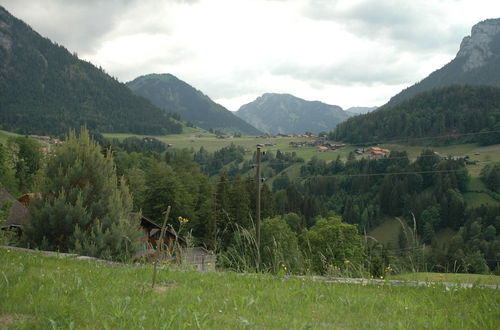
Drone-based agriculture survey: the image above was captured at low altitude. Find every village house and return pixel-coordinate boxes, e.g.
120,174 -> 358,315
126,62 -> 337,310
367,147 -> 391,159
317,146 -> 329,152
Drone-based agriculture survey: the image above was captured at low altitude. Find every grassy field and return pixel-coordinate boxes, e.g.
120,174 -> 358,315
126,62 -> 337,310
0,130 -> 19,145
1,250 -> 499,329
367,218 -> 417,247
104,131 -> 357,162
104,131 -> 500,177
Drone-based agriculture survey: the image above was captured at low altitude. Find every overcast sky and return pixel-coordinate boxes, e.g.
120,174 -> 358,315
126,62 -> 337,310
2,0 -> 499,110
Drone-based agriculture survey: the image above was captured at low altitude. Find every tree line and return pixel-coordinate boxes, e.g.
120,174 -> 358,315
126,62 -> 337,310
332,85 -> 500,146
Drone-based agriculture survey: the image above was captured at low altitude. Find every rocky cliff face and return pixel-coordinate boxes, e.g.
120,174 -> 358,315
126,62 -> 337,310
385,18 -> 500,107
457,19 -> 500,72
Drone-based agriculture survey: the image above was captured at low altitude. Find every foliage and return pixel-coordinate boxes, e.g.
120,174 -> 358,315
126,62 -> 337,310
0,142 -> 18,193
25,128 -> 142,261
7,136 -> 43,192
480,163 -> 500,193
260,215 -> 303,273
300,215 -> 363,274
333,85 -> 500,144
109,136 -> 166,153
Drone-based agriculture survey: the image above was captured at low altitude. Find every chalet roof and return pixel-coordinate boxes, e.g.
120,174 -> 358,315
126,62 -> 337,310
138,214 -> 187,243
0,189 -> 30,228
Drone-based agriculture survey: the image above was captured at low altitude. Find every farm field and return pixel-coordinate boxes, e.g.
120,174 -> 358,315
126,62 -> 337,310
1,250 -> 499,329
104,131 -> 500,178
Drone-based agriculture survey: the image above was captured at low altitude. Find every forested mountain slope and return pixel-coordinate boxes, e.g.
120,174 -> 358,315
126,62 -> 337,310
386,18 -> 500,106
332,85 -> 500,144
127,74 -> 262,135
0,6 -> 181,136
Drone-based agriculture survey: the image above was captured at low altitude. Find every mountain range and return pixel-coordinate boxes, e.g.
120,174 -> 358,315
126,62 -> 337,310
126,74 -> 261,135
235,93 -> 352,134
386,18 -> 500,106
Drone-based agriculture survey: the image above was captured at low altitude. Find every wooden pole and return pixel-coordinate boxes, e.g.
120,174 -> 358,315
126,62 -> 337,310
152,206 -> 171,288
159,206 -> 171,251
255,146 -> 262,271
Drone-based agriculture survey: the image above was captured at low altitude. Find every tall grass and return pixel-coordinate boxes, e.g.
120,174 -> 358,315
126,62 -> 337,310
1,249 -> 499,329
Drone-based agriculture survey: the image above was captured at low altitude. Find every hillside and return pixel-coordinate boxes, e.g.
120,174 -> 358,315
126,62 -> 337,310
386,18 -> 500,106
235,93 -> 352,134
333,85 -> 500,144
0,6 -> 181,136
127,74 -> 262,135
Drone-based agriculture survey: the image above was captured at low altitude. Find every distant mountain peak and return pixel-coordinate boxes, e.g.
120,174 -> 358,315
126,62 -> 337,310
457,18 -> 500,72
235,93 -> 352,134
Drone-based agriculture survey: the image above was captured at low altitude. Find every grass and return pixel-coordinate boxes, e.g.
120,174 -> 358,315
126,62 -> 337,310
464,177 -> 500,207
104,131 -> 357,162
381,143 -> 500,177
1,250 -> 498,329
0,130 -> 19,145
367,218 -> 415,247
388,272 -> 500,286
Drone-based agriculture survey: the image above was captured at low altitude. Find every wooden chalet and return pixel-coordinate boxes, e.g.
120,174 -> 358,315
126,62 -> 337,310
0,188 -> 30,235
138,214 -> 186,251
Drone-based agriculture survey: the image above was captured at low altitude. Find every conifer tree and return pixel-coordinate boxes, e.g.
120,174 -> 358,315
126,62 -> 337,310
26,128 -> 142,261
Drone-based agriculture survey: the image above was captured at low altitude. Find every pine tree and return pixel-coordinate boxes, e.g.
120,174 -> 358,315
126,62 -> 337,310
26,128 -> 142,261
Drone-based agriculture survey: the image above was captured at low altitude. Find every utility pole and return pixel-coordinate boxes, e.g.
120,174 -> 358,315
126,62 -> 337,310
255,145 -> 262,271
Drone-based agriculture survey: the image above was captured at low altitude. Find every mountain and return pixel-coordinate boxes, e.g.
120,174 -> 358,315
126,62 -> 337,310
386,18 -> 500,106
345,106 -> 378,115
126,74 -> 261,135
333,85 -> 500,144
0,6 -> 181,136
235,93 -> 352,134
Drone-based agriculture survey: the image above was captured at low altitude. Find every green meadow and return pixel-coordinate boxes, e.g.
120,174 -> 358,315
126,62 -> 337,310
1,250 -> 499,329
104,131 -> 500,178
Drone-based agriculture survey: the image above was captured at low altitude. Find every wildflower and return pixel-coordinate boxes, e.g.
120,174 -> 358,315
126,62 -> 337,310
379,275 -> 384,279
344,260 -> 350,264
7,249 -> 10,253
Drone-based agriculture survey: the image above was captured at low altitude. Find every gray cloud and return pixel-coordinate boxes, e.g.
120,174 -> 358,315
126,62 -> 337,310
304,0 -> 465,53
0,0 -> 197,54
272,56 -> 417,87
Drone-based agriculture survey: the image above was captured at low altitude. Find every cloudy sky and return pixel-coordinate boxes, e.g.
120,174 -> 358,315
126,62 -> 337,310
2,0 -> 499,110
